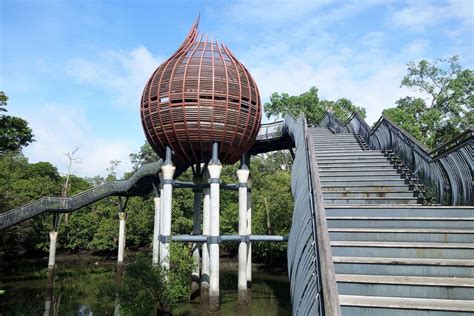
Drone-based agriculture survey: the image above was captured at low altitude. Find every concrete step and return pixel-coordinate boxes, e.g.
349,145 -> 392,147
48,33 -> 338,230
313,139 -> 359,143
324,197 -> 419,205
314,143 -> 361,148
322,185 -> 413,192
323,191 -> 416,198
334,256 -> 474,277
321,179 -> 408,187
331,241 -> 474,259
319,170 -> 401,176
325,206 -> 474,218
318,160 -> 393,166
327,217 -> 474,229
329,228 -> 474,243
316,151 -> 384,157
319,165 -> 397,171
337,274 -> 474,300
313,140 -> 359,143
339,295 -> 474,315
312,134 -> 355,137
316,157 -> 390,164
320,175 -> 404,181
315,147 -> 364,152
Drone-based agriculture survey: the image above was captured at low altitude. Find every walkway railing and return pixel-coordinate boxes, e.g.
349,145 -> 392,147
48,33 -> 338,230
0,161 -> 163,229
318,111 -> 473,206
286,114 -> 340,315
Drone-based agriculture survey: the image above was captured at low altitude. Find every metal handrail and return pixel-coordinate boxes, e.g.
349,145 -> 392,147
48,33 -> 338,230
317,111 -> 473,205
0,161 -> 163,230
305,123 -> 341,315
285,113 -> 340,315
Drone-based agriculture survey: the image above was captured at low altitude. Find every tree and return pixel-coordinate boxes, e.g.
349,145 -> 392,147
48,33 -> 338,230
62,147 -> 81,226
130,141 -> 160,171
103,246 -> 194,315
384,56 -> 473,148
0,91 -> 34,154
264,86 -> 366,124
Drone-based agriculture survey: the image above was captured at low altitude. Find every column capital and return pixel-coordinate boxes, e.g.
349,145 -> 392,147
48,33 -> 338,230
49,231 -> 58,240
118,212 -> 127,220
161,164 -> 176,180
237,168 -> 250,183
208,163 -> 222,179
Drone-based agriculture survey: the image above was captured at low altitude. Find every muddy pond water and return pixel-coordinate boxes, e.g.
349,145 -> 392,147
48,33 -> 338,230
0,256 -> 291,315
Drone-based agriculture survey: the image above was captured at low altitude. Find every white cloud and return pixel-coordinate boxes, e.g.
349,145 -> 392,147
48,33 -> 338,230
389,0 -> 473,32
19,104 -> 137,178
66,46 -> 162,109
214,0 -> 442,125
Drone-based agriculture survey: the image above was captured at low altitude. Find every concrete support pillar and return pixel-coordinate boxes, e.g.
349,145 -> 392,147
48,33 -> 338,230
208,162 -> 222,312
48,231 -> 58,268
158,173 -> 165,265
237,163 -> 250,304
247,180 -> 252,287
152,194 -> 161,266
201,178 -> 211,302
44,266 -> 55,316
160,161 -> 175,270
117,212 -> 126,264
191,185 -> 202,296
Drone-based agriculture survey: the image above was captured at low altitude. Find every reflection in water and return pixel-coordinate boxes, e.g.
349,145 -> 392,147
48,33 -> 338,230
0,259 -> 290,315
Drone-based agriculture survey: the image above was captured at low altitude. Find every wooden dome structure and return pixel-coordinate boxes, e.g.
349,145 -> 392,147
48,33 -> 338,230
140,19 -> 262,167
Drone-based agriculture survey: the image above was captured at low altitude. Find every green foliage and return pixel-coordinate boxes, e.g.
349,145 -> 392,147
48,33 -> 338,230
0,138 -> 294,268
130,142 -> 160,171
264,86 -> 366,124
384,56 -> 473,149
106,246 -> 194,315
0,152 -> 62,254
251,154 -> 293,264
0,91 -> 34,154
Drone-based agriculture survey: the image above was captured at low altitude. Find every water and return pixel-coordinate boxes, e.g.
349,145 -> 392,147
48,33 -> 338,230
0,257 -> 291,315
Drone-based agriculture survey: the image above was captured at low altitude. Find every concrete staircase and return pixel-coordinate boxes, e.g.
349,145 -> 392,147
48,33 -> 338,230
310,127 -> 474,315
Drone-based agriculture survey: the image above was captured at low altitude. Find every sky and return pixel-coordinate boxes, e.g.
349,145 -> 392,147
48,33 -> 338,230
1,0 -> 472,177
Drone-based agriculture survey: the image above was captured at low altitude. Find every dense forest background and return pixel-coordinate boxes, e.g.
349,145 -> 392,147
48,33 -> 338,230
1,56 -> 472,264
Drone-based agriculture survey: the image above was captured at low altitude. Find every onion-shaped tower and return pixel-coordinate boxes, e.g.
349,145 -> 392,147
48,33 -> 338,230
140,19 -> 262,167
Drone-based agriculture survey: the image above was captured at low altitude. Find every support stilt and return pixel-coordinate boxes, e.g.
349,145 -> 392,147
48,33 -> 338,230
191,176 -> 202,297
160,147 -> 175,270
208,142 -> 222,312
237,156 -> 250,304
152,187 -> 161,266
201,170 -> 211,303
158,172 -> 165,264
48,231 -> 58,269
117,196 -> 129,265
247,172 -> 252,288
117,212 -> 126,264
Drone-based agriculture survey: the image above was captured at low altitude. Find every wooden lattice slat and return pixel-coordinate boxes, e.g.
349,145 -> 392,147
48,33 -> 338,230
140,19 -> 262,167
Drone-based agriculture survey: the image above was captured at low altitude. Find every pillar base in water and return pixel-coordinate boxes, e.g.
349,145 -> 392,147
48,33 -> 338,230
238,288 -> 248,305
190,276 -> 200,300
237,288 -> 252,316
200,281 -> 209,306
209,293 -> 219,313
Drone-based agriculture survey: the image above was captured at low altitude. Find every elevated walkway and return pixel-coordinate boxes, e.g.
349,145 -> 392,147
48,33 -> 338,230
1,113 -> 472,315
0,121 -> 290,230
